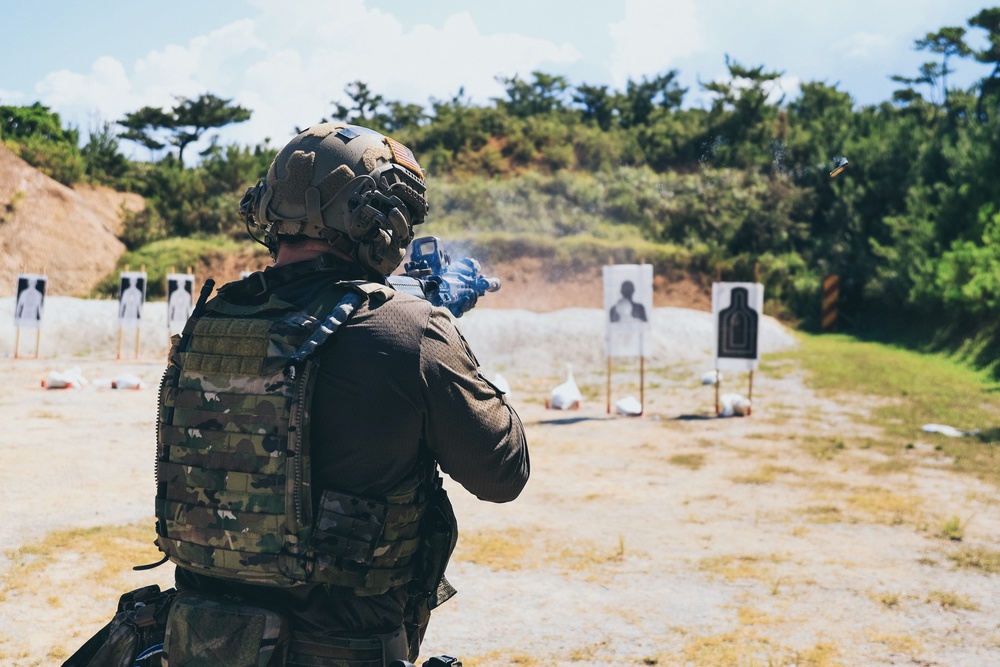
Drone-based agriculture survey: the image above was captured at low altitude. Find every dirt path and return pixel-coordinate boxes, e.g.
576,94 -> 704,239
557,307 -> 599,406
1,310 -> 999,666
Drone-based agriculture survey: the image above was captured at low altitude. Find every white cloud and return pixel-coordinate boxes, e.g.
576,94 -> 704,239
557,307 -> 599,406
608,0 -> 703,87
30,0 -> 581,159
35,56 -> 136,127
0,88 -> 27,104
405,12 -> 580,102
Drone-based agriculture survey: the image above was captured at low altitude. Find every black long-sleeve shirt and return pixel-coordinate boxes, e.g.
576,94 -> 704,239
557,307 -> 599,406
175,255 -> 529,634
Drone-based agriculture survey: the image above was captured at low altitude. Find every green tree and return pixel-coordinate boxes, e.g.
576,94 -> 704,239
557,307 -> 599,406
915,26 -> 972,100
495,71 -> 570,117
0,102 -> 84,185
700,56 -> 784,169
119,93 -> 251,166
573,84 -> 617,130
82,120 -> 130,186
969,8 -> 1000,119
0,102 -> 75,142
619,70 -> 686,128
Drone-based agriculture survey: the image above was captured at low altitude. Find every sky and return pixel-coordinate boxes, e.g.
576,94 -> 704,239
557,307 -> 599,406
1,0 -> 994,162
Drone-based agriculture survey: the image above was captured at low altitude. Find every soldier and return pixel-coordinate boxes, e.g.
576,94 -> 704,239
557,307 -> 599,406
154,123 -> 529,666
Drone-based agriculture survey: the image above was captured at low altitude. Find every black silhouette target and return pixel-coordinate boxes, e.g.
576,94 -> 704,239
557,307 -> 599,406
713,282 -> 764,371
717,287 -> 759,359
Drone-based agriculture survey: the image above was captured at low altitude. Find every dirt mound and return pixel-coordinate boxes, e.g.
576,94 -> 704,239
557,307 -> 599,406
0,144 -> 142,296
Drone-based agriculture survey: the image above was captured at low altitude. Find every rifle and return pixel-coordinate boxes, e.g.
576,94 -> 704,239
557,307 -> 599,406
388,236 -> 500,318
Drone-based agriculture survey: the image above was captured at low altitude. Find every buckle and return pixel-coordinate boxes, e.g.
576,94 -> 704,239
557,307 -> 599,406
245,271 -> 268,296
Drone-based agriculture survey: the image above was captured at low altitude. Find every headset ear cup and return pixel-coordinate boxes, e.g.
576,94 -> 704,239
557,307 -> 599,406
386,205 -> 411,248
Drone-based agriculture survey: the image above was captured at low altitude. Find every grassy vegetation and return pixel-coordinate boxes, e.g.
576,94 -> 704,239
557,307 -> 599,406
798,436 -> 847,461
936,516 -> 967,541
780,333 -> 1000,485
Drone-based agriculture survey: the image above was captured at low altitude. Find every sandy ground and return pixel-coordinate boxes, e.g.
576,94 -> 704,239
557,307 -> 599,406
1,301 -> 1000,666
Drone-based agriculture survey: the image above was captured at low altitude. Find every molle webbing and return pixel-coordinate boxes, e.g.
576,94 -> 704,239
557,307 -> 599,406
156,313 -> 311,586
178,318 -> 271,375
309,464 -> 432,593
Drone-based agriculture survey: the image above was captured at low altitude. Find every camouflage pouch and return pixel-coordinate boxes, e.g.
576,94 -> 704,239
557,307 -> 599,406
162,596 -> 288,667
62,585 -> 175,667
312,489 -> 389,565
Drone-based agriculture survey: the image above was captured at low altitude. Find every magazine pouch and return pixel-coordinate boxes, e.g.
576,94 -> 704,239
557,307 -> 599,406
162,595 -> 288,667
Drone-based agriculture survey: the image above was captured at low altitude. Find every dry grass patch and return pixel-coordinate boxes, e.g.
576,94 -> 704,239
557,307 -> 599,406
463,649 -> 542,666
925,589 -> 978,611
949,546 -> 1000,574
698,553 -> 785,582
680,628 -> 841,667
668,453 -> 706,470
798,436 -> 846,461
731,465 -> 797,485
0,521 -> 166,663
799,505 -> 843,524
736,606 -> 778,626
28,409 -> 63,420
1,521 -> 157,600
847,488 -> 922,526
871,591 -> 902,609
868,631 -> 923,656
546,536 -> 633,578
453,528 -> 532,571
867,459 -> 913,475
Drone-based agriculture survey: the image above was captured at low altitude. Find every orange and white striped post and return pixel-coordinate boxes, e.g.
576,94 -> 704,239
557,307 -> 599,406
822,275 -> 840,332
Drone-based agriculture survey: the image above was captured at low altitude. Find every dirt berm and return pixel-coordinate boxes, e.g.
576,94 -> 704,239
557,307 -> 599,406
0,143 -> 142,297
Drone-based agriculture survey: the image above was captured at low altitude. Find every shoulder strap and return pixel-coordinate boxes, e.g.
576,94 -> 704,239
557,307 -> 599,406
289,280 -> 390,364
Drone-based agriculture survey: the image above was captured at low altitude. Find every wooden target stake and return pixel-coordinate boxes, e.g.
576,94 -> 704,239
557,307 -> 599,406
715,374 -> 721,416
639,350 -> 645,417
606,256 -> 614,415
606,356 -> 612,415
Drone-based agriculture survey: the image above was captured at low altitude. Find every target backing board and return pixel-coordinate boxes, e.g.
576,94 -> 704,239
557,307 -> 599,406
603,264 -> 653,358
712,282 -> 764,372
14,274 -> 47,329
166,273 -> 194,331
118,272 -> 147,330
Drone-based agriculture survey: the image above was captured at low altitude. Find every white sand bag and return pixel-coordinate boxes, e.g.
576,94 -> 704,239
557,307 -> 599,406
547,364 -> 582,410
720,393 -> 751,417
615,396 -> 642,416
42,367 -> 88,389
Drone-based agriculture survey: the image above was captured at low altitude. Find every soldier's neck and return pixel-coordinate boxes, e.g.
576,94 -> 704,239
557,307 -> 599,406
273,240 -> 353,268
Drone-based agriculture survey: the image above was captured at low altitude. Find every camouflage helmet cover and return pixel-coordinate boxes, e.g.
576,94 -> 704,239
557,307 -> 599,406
240,123 -> 428,275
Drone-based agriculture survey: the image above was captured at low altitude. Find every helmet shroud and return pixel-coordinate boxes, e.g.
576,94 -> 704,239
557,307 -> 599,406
240,123 -> 428,275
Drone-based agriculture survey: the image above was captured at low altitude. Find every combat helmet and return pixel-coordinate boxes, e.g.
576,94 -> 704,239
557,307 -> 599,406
239,123 -> 428,275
